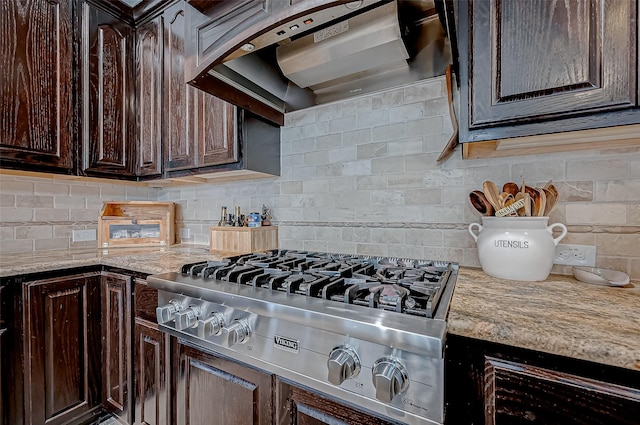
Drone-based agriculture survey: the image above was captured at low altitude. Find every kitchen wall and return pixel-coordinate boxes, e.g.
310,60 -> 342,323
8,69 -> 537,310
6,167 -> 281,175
1,76 -> 639,279
0,174 -> 159,252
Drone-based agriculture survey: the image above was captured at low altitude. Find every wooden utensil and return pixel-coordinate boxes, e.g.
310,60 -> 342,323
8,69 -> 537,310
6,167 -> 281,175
502,182 -> 519,197
469,191 -> 494,216
534,188 -> 547,216
542,188 -> 557,215
482,181 -> 502,211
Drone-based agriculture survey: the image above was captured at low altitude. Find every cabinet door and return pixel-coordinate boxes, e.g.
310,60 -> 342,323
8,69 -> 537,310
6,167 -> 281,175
134,318 -> 169,425
23,272 -> 102,425
0,0 -> 74,173
81,1 -> 136,177
175,342 -> 274,425
467,0 -> 636,128
276,379 -> 397,425
485,357 -> 640,424
102,272 -> 132,423
163,1 -> 237,172
136,16 -> 163,177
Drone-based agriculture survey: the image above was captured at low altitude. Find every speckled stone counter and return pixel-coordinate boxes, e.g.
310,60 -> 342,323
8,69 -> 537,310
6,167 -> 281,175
449,267 -> 640,372
0,245 -> 233,278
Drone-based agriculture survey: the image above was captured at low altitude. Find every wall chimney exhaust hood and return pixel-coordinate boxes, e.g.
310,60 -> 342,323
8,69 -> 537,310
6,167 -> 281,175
185,0 -> 454,126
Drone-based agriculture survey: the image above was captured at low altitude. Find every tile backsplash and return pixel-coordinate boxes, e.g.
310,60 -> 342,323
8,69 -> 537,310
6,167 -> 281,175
1,76 -> 639,279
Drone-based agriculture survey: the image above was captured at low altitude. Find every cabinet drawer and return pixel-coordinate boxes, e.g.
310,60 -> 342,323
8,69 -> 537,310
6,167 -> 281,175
134,279 -> 158,322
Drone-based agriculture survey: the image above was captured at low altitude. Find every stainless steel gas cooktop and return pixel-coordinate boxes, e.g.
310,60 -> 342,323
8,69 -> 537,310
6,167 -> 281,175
147,250 -> 458,425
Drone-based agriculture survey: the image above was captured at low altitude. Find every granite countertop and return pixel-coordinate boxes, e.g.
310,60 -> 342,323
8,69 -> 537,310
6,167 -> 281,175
0,245 -> 233,278
449,267 -> 640,372
1,247 -> 638,373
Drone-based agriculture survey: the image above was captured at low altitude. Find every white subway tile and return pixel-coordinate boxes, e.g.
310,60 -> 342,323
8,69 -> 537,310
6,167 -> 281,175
372,122 -> 406,142
342,160 -> 372,176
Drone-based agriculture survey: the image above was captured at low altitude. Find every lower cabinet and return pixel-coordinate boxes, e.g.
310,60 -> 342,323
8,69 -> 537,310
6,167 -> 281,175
446,334 -> 640,425
133,318 -> 169,425
22,272 -> 102,425
175,341 -> 274,425
101,272 -> 133,423
276,379 -> 399,425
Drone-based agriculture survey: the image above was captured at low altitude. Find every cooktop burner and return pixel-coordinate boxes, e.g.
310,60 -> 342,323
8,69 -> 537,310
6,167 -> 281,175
179,250 -> 451,318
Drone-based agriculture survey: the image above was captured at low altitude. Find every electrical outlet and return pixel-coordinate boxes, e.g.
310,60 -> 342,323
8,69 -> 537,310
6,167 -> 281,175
179,228 -> 190,239
72,229 -> 96,242
554,244 -> 596,266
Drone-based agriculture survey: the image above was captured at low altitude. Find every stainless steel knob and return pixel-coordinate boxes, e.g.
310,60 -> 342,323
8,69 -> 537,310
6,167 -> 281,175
174,306 -> 200,331
156,299 -> 182,324
197,312 -> 225,338
371,357 -> 409,403
221,319 -> 251,348
327,346 -> 360,385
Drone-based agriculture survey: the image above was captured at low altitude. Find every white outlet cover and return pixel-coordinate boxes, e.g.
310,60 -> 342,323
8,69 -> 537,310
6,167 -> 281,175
72,229 -> 97,242
554,244 -> 596,267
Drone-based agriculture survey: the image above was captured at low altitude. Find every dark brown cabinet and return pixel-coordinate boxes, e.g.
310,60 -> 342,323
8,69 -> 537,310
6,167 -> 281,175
22,272 -> 102,425
133,278 -> 169,425
175,341 -> 274,425
133,318 -> 169,425
136,16 -> 164,177
81,1 -> 136,178
163,1 -> 237,173
276,379 -> 398,425
458,0 -> 639,143
101,272 -> 133,422
445,335 -> 640,425
0,0 -> 75,173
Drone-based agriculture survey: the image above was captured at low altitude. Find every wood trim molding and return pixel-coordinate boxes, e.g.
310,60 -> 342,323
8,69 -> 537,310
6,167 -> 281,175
463,124 -> 640,159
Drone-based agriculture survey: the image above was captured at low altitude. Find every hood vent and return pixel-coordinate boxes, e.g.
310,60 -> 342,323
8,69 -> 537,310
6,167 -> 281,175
276,1 -> 409,95
190,0 -> 454,125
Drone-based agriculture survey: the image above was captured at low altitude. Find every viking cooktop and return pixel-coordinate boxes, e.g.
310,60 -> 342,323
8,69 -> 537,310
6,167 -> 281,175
147,250 -> 458,425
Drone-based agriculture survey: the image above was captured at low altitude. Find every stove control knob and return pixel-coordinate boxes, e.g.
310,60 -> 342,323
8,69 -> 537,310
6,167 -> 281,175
221,319 -> 251,347
371,357 -> 409,403
156,300 -> 182,324
174,306 -> 200,331
327,346 -> 361,385
197,312 -> 225,338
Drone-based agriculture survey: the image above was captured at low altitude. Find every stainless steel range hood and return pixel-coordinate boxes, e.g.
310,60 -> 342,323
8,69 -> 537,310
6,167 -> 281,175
186,0 -> 454,126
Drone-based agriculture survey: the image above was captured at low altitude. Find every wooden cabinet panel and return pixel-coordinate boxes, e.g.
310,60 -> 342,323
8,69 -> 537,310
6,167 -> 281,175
22,272 -> 101,425
197,94 -> 237,166
445,335 -> 640,425
164,1 -> 238,172
175,342 -> 274,425
136,16 -> 163,177
134,318 -> 169,425
82,1 -> 136,177
0,0 -> 74,172
164,3 -> 194,171
134,278 -> 159,322
102,271 -> 132,422
485,357 -> 640,425
469,0 -> 636,128
276,379 -> 397,425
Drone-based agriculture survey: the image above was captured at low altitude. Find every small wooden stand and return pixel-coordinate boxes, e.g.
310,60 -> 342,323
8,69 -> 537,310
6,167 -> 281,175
98,201 -> 175,248
209,226 -> 278,253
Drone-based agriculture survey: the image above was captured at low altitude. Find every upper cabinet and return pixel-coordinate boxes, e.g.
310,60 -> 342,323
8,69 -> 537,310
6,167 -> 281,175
136,16 -> 164,177
457,0 -> 640,145
163,2 -> 238,173
81,1 -> 137,178
0,0 -> 75,174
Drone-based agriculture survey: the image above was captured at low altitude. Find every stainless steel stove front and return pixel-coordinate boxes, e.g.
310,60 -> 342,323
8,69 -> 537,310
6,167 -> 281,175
148,259 -> 457,425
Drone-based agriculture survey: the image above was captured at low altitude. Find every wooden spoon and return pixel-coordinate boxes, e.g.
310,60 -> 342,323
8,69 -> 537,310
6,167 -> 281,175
514,192 -> 526,216
502,182 -> 519,197
534,188 -> 547,217
469,190 -> 494,216
482,181 -> 502,211
542,188 -> 557,215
